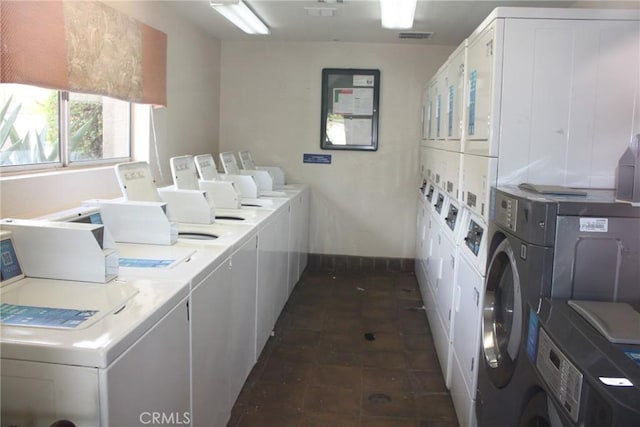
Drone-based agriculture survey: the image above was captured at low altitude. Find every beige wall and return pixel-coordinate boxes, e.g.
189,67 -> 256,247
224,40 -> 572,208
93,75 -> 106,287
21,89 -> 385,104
219,41 -> 454,258
0,1 -> 221,218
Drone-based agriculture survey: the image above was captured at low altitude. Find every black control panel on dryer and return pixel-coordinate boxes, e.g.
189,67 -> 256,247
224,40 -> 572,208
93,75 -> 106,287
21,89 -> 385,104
464,219 -> 483,256
445,204 -> 458,231
434,194 -> 445,214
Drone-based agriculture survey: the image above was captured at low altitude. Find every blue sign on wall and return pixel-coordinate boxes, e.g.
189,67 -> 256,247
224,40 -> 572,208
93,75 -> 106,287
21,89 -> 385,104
303,154 -> 332,164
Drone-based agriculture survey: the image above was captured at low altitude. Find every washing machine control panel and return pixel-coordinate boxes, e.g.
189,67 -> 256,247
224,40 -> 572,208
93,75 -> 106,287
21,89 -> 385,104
445,204 -> 459,231
494,193 -> 518,232
464,220 -> 483,256
434,194 -> 445,214
0,233 -> 24,286
426,185 -> 435,202
536,327 -> 583,422
420,179 -> 427,194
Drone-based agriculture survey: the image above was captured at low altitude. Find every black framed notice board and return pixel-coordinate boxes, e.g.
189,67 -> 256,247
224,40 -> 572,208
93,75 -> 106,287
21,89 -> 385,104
320,68 -> 380,151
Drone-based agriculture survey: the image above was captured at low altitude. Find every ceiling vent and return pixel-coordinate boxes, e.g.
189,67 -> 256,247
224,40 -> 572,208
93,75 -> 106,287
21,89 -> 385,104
398,32 -> 434,40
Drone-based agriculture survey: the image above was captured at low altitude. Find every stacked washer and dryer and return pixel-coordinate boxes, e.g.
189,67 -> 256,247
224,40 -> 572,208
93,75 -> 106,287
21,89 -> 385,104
480,186 -> 640,426
415,7 -> 640,427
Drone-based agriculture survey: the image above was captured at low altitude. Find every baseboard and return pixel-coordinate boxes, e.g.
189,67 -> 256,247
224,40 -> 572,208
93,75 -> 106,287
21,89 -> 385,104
307,254 -> 414,273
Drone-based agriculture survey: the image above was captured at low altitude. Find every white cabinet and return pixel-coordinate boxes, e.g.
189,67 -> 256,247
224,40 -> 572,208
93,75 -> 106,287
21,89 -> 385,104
104,299 -> 191,427
287,186 -> 310,296
191,259 -> 232,427
229,234 -> 258,405
256,202 -> 290,358
1,359 -> 101,427
189,235 -> 259,426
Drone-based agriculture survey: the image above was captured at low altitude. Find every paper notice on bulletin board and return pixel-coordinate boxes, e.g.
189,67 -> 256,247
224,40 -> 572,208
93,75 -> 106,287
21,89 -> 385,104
344,118 -> 373,146
333,88 -> 374,115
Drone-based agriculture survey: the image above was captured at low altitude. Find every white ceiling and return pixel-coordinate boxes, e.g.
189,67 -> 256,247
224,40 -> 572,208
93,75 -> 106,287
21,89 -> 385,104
167,0 -> 638,45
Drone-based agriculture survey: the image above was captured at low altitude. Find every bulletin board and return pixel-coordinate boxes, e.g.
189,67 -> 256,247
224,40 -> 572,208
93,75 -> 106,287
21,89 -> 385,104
320,68 -> 380,151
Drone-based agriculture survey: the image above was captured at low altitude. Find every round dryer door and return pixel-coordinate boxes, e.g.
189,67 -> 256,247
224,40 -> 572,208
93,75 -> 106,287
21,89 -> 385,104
482,238 -> 523,388
518,390 -> 551,427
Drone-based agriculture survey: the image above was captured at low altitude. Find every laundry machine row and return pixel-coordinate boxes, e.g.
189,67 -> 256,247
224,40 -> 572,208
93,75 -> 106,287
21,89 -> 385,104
419,8 -> 640,426
417,147 -> 493,427
0,152 -> 311,427
415,171 -> 491,427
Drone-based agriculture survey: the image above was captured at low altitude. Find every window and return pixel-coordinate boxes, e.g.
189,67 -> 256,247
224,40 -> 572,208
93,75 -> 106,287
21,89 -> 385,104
0,84 -> 131,172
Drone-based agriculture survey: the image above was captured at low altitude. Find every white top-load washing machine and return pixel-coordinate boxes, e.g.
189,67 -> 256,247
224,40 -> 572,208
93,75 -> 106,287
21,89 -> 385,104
218,151 -> 298,199
193,153 -> 284,209
114,160 -> 300,407
76,185 -> 258,427
116,237 -> 249,427
0,226 -> 191,427
160,156 -> 302,354
192,153 -> 310,295
237,149 -> 306,192
228,151 -> 311,291
171,154 -> 309,296
38,204 -> 244,427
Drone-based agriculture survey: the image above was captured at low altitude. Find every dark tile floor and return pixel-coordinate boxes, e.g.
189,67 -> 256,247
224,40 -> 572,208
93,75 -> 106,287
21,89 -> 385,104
228,270 -> 459,427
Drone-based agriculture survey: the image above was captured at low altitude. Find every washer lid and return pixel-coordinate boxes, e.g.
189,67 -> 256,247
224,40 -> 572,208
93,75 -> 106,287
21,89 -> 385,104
1,279 -> 138,330
569,300 -> 640,344
0,277 -> 188,368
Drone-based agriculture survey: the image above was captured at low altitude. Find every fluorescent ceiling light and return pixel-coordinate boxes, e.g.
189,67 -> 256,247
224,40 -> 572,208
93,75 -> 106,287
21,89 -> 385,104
210,0 -> 270,35
380,0 -> 417,30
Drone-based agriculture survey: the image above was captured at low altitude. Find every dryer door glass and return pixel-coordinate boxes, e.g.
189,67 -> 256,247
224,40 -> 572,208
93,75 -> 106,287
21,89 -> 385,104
482,238 -> 523,388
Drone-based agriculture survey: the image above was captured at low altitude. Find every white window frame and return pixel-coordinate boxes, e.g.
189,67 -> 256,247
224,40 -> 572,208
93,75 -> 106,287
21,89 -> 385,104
0,88 -> 133,175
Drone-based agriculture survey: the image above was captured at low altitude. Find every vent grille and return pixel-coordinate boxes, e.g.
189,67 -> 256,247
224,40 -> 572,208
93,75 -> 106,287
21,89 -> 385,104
398,32 -> 434,40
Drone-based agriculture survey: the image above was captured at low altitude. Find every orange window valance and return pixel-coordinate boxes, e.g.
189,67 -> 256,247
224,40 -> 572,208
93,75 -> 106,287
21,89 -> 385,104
0,0 -> 167,106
